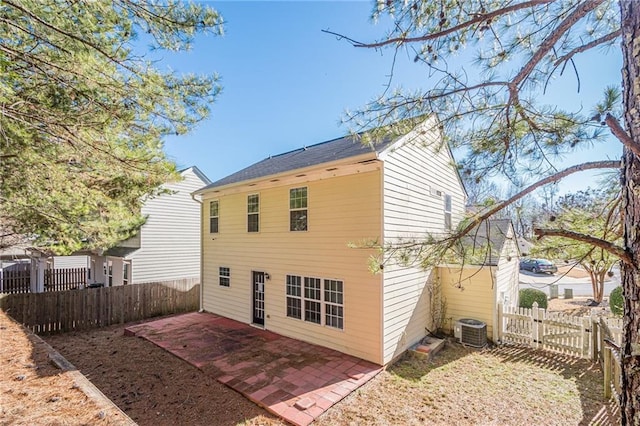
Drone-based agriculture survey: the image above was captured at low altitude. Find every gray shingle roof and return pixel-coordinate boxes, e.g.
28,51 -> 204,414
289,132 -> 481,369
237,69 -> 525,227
463,219 -> 514,266
200,133 -> 396,191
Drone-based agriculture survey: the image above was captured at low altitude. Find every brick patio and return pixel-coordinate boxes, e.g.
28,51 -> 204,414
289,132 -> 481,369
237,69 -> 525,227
125,312 -> 382,426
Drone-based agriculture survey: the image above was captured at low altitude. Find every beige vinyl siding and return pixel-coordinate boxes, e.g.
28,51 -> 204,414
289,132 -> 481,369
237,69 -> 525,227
496,229 -> 520,309
380,119 -> 467,364
202,170 -> 384,364
129,168 -> 206,284
439,266 -> 495,340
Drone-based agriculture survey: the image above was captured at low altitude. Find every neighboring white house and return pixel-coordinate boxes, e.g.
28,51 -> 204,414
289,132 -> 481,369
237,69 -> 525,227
0,167 -> 209,293
195,117 -> 468,365
85,166 -> 210,287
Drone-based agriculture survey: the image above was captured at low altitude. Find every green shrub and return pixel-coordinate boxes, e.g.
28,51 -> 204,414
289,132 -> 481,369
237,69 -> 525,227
609,286 -> 623,317
518,288 -> 548,309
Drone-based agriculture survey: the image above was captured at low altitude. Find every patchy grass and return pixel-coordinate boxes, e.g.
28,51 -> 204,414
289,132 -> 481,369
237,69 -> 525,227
316,342 -> 619,426
2,305 -> 618,426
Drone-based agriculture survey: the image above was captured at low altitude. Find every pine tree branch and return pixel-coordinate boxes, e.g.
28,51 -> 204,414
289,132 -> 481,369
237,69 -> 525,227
534,227 -> 631,264
3,0 -> 135,72
604,113 -> 639,154
454,160 -> 620,241
322,0 -> 555,49
384,160 -> 621,257
512,0 -> 606,86
553,29 -> 621,66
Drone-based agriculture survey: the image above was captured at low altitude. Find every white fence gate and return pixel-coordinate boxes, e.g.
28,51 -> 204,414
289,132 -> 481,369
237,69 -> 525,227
498,302 -> 622,359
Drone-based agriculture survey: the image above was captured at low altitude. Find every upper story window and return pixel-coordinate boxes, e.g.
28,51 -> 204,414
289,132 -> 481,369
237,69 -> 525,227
290,187 -> 308,231
444,194 -> 452,231
247,194 -> 259,232
209,200 -> 219,233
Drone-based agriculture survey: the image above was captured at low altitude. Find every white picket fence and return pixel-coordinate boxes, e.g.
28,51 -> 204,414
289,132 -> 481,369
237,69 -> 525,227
497,302 -> 623,359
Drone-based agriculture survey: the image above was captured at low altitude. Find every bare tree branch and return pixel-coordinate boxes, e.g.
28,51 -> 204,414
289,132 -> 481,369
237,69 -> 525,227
534,227 -> 631,264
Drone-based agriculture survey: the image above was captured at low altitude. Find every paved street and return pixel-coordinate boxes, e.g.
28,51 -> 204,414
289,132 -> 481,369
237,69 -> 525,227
519,267 -> 620,298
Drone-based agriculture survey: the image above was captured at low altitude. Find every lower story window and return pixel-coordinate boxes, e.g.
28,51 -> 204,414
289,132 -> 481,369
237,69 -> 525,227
324,279 -> 344,329
304,277 -> 321,324
286,275 -> 302,319
219,267 -> 230,287
305,300 -> 321,324
286,275 -> 344,329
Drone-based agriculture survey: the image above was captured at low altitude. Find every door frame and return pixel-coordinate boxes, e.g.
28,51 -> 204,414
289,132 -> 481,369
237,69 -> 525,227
251,271 -> 265,326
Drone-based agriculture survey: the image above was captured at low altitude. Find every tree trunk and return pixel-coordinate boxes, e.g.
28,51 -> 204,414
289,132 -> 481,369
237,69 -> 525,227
596,270 -> 605,304
588,271 -> 600,303
619,1 -> 640,423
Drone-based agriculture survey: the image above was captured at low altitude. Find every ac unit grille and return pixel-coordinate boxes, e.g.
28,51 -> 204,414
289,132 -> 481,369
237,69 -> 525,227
457,319 -> 487,347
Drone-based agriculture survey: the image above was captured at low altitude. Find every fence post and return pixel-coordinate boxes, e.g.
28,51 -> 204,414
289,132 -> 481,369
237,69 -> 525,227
603,346 -> 612,399
581,316 -> 591,359
497,302 -> 503,343
591,316 -> 599,363
531,302 -> 537,349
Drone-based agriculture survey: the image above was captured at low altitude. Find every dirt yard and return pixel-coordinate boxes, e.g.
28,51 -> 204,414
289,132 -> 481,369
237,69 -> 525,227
0,310 -> 131,425
0,305 -> 620,426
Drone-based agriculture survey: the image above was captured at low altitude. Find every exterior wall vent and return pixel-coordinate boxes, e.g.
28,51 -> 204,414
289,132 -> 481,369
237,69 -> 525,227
454,318 -> 487,347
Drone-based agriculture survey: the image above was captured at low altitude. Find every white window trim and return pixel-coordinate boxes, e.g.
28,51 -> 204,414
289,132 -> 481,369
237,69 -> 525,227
247,194 -> 260,233
444,194 -> 452,231
289,187 -> 308,232
123,261 -> 130,285
285,274 -> 344,330
209,200 -> 219,234
219,266 -> 230,287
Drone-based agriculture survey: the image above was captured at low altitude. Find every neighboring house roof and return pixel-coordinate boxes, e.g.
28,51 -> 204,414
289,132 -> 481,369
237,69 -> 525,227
199,133 -> 396,191
517,238 -> 534,256
462,219 -> 515,266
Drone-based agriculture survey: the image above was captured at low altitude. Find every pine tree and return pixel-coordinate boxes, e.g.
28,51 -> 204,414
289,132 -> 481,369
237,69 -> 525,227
329,1 -> 640,421
0,0 -> 223,254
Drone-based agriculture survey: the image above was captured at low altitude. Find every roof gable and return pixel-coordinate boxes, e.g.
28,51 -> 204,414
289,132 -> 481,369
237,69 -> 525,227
179,165 -> 211,185
462,219 -> 515,266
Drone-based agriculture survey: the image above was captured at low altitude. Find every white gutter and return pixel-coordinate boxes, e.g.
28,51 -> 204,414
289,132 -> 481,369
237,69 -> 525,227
191,193 -> 205,312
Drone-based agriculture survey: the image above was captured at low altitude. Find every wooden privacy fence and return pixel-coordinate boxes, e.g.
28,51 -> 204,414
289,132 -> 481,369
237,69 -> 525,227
1,268 -> 31,294
0,280 -> 200,334
44,267 -> 87,292
1,267 -> 88,294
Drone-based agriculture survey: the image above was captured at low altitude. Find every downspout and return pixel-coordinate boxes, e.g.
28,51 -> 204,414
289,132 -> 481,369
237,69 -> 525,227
191,193 -> 205,312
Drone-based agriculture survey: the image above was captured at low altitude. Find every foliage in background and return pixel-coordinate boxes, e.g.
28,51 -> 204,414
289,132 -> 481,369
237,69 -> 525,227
0,0 -> 223,254
532,184 -> 620,303
518,288 -> 548,310
610,286 -> 624,316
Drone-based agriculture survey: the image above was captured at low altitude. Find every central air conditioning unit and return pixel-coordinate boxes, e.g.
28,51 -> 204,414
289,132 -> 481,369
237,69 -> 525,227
454,318 -> 487,348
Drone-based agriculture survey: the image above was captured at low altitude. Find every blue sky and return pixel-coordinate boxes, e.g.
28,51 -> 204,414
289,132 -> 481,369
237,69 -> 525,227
161,1 -> 622,195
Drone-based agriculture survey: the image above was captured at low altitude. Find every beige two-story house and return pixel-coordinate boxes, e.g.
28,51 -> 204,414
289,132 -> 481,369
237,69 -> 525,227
194,118 -> 466,365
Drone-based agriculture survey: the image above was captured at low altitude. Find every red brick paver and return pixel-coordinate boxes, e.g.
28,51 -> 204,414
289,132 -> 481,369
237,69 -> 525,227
125,312 -> 382,426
